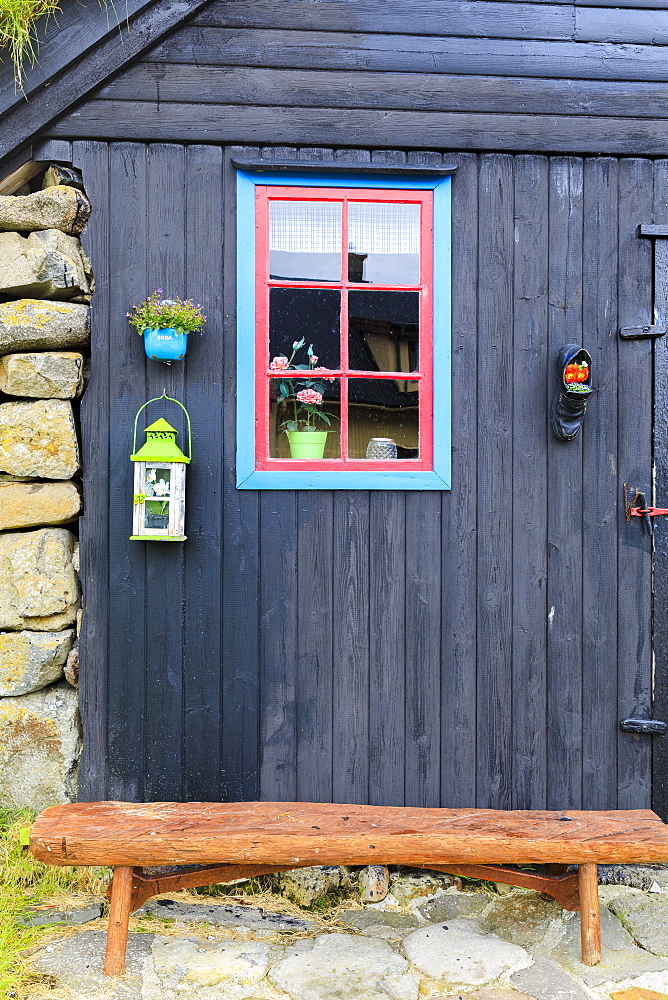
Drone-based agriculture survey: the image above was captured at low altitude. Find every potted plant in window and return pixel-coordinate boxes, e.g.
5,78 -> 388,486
271,340 -> 337,460
127,290 -> 206,363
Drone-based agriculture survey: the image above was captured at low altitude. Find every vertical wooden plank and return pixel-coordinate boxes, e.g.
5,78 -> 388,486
258,146 -> 299,802
652,160 -> 668,821
512,155 -> 549,809
440,152 -> 478,807
617,158 -> 653,810
477,153 -> 514,810
582,157 -> 619,810
105,142 -> 148,801
183,144 -> 225,801
223,146 -> 261,800
336,148 -> 405,808
73,140 -> 110,800
368,491 -> 406,805
405,150 -> 442,808
293,146 -> 336,804
143,143 -> 187,800
546,156 -> 585,810
332,492 -> 370,804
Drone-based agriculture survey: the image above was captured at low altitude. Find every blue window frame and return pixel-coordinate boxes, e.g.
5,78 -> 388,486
236,166 -> 452,490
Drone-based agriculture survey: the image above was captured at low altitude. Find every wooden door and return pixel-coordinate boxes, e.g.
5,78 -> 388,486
73,141 -> 654,810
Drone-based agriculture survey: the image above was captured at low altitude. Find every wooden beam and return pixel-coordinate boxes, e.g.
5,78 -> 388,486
579,863 -> 602,965
30,802 -> 668,867
104,866 -> 133,977
0,159 -> 44,196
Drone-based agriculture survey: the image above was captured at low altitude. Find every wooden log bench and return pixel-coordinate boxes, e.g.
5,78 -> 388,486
29,802 -> 668,978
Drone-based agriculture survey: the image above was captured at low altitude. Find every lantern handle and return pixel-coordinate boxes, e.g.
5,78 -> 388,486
132,393 -> 192,460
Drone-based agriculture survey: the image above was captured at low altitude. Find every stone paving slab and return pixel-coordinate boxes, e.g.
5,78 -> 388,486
401,920 -> 531,987
137,897 -> 319,934
17,895 -> 102,926
608,895 -> 668,956
32,930 -> 156,999
509,955 -> 591,999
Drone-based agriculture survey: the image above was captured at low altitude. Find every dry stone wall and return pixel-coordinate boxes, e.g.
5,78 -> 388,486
0,165 -> 91,811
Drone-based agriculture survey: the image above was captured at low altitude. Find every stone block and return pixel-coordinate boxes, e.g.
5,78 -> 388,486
17,895 -> 102,926
269,932 -> 417,1000
0,528 -> 79,630
0,352 -> 84,398
0,481 -> 81,530
0,230 -> 94,300
0,185 -> 90,236
278,865 -> 345,907
0,629 -> 74,695
0,399 -> 79,479
42,165 -> 85,192
480,893 -> 564,949
608,894 -> 668,956
0,299 -> 89,355
401,920 -> 531,987
510,954 -> 590,999
33,931 -> 153,997
137,897 -> 318,933
415,890 -> 489,923
153,936 -> 276,991
0,681 -> 80,810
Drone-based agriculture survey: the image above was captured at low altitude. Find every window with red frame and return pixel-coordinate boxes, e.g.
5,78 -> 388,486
255,186 -> 433,470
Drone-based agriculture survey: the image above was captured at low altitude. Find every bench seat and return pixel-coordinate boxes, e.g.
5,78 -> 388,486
30,802 -> 668,978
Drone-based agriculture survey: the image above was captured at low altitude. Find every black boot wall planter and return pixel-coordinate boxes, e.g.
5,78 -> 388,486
550,345 -> 593,442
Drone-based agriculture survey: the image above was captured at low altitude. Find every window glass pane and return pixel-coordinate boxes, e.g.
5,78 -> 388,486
269,288 -> 340,369
143,467 -> 171,530
347,378 -> 419,459
269,377 -> 340,459
270,200 -> 342,281
348,202 -> 420,284
348,290 -> 419,372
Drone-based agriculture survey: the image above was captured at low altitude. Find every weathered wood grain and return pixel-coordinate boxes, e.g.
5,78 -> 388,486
104,865 -> 133,976
144,143 -> 186,801
512,155 -> 549,810
651,162 -> 668,823
94,64 -> 668,122
105,143 -> 149,801
194,0 -> 576,40
74,140 -> 111,801
144,27 -> 668,82
579,862 -> 602,965
546,157 -> 585,811
182,144 -> 225,801
582,158 -> 619,810
616,159 -> 653,811
48,102 -> 668,157
31,802 -> 668,866
476,154 -> 514,810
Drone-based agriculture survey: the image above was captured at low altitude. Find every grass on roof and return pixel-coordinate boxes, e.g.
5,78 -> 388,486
0,0 -> 61,86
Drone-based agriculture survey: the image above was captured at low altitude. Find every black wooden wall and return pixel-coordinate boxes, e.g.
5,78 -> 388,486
67,135 -> 657,810
38,0 -> 668,809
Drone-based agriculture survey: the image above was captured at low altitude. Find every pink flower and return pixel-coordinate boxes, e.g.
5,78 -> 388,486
310,355 -> 319,365
269,356 -> 289,371
297,389 -> 323,406
311,367 -> 336,383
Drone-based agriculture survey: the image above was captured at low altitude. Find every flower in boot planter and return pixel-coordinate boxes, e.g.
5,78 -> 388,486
127,290 -> 206,362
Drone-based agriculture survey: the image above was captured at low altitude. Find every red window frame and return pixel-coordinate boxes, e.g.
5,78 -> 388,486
254,185 -> 434,471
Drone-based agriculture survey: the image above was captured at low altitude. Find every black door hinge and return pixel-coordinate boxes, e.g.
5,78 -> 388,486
619,325 -> 667,339
621,718 -> 668,735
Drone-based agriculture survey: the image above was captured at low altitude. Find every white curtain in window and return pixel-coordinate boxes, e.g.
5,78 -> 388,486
269,200 -> 420,254
348,203 -> 420,255
270,201 -> 341,253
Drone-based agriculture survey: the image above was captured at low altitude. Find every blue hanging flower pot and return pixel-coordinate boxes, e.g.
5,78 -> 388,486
143,327 -> 188,362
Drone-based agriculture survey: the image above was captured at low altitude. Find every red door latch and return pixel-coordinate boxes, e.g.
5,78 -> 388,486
624,485 -> 668,535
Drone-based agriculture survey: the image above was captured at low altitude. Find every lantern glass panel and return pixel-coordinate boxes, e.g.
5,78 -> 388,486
144,466 -> 171,531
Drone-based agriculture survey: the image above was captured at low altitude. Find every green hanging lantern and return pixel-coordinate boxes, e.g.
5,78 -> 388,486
130,395 -> 191,542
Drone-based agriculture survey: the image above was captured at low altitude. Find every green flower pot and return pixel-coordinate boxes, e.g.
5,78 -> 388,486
287,430 -> 328,460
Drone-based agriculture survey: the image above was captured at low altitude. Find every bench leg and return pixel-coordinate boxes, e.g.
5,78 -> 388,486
579,863 -> 601,966
104,866 -> 134,977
